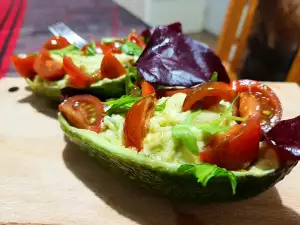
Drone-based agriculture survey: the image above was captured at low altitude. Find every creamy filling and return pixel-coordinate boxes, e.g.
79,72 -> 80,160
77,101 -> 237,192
101,93 -> 233,163
99,93 -> 280,172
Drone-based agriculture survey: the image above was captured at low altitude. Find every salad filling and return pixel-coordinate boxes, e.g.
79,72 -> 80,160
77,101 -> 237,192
11,31 -> 145,91
57,23 -> 300,195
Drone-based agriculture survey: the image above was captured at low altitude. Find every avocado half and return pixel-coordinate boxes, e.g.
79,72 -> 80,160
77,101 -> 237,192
58,113 -> 297,203
25,75 -> 127,101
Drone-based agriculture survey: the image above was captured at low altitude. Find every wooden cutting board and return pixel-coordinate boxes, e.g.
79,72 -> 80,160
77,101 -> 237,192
1,77 -> 300,225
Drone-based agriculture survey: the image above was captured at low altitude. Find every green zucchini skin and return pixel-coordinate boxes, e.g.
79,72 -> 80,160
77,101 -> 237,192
58,114 -> 297,203
25,76 -> 127,101
26,78 -> 61,101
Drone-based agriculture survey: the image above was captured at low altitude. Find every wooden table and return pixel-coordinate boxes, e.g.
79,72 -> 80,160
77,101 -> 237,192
1,78 -> 300,225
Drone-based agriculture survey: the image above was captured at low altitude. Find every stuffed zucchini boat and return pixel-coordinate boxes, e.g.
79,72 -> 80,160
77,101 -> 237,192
11,31 -> 145,100
58,79 -> 299,203
59,22 -> 300,203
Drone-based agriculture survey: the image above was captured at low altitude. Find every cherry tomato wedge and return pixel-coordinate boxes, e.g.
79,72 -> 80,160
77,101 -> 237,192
141,80 -> 156,97
128,31 -> 146,49
231,80 -> 282,133
200,94 -> 261,170
182,82 -> 237,111
101,40 -> 125,54
123,96 -> 155,151
239,92 -> 261,118
101,52 -> 126,79
59,94 -> 104,133
33,49 -> 65,80
43,36 -> 71,50
10,55 -> 36,79
63,56 -> 98,88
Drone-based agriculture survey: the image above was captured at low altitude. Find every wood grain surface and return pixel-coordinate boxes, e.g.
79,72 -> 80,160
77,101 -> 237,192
1,77 -> 300,225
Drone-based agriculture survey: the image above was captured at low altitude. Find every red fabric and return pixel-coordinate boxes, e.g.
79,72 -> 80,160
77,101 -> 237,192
0,0 -> 27,78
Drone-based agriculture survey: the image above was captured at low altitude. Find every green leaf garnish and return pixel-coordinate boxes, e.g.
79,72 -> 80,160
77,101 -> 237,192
195,94 -> 245,135
101,37 -> 121,43
197,122 -> 231,135
172,125 -> 199,155
211,72 -> 218,82
50,45 -> 81,56
184,111 -> 202,125
155,100 -> 167,112
176,164 -> 195,173
104,95 -> 142,115
194,164 -> 219,186
86,41 -> 97,56
121,41 -> 143,56
177,163 -> 237,194
125,66 -> 142,96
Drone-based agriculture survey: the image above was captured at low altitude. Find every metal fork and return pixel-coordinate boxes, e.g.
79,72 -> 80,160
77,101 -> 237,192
48,22 -> 88,48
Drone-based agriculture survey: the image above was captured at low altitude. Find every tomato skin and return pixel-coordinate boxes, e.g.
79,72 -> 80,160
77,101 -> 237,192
33,49 -> 65,80
200,92 -> 261,170
231,79 -> 282,132
63,56 -> 97,88
43,36 -> 70,50
200,93 -> 261,170
141,80 -> 156,97
123,96 -> 155,151
59,94 -> 104,133
128,31 -> 146,49
239,92 -> 261,118
182,82 -> 237,111
103,40 -> 125,54
10,55 -> 36,79
101,52 -> 126,79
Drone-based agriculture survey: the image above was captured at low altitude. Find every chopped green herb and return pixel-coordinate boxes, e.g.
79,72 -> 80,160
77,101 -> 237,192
101,37 -> 121,43
177,163 -> 237,194
125,74 -> 141,96
124,66 -> 142,96
85,41 -> 97,56
155,100 -> 167,112
121,41 -> 143,56
104,95 -> 142,115
211,72 -> 218,82
184,111 -> 202,125
172,125 -> 198,155
195,95 -> 244,135
50,45 -> 81,56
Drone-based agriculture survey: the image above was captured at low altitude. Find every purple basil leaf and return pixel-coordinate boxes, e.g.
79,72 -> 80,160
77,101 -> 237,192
265,115 -> 300,158
140,22 -> 182,42
136,23 -> 229,87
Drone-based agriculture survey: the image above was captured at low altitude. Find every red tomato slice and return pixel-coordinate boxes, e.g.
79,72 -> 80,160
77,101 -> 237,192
101,52 -> 126,79
128,31 -> 146,49
43,36 -> 71,50
102,40 -> 125,54
33,49 -> 65,80
123,96 -> 155,151
231,80 -> 282,132
63,56 -> 98,88
239,92 -> 261,118
141,80 -> 156,97
59,94 -> 104,133
157,88 -> 192,98
200,93 -> 262,170
182,82 -> 237,111
10,55 -> 36,79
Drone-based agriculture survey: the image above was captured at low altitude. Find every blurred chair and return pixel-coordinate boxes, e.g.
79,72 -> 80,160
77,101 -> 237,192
216,0 -> 300,83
